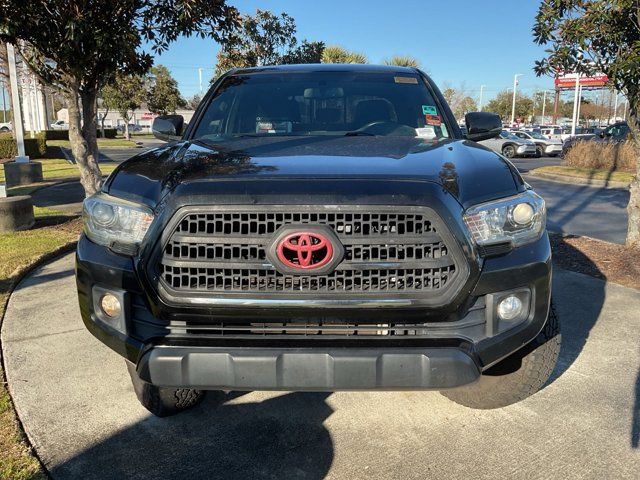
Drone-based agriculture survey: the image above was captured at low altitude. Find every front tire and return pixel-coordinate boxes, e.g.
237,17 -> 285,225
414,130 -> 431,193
126,362 -> 205,417
441,303 -> 560,409
502,144 -> 516,158
535,145 -> 544,157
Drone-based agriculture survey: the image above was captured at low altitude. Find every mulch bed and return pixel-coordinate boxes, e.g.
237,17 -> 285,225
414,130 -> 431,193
550,233 -> 640,290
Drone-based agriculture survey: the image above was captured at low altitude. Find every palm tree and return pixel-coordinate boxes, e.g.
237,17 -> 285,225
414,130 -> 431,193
321,46 -> 367,64
383,55 -> 420,68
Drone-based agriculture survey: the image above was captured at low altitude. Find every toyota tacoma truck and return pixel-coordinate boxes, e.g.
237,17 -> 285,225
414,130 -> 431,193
76,64 -> 560,417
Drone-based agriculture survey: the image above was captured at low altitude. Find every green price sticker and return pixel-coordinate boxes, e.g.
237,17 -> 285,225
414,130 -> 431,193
422,105 -> 437,115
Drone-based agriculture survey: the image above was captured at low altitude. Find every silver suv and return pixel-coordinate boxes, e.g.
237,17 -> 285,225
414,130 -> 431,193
512,130 -> 563,157
479,130 -> 537,158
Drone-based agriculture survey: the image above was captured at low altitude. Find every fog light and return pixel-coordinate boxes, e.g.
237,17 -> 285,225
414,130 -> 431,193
100,293 -> 121,318
497,295 -> 523,321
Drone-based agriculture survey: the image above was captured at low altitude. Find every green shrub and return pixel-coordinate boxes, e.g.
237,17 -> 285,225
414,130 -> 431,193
98,128 -> 117,139
0,134 -> 47,159
44,129 -> 69,140
46,128 -> 117,140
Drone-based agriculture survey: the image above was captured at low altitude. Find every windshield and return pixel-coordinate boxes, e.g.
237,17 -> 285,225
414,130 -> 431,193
501,131 -> 522,141
529,131 -> 546,140
192,71 -> 451,142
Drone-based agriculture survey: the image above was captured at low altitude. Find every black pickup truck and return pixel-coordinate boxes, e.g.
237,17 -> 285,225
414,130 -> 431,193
76,64 -> 560,416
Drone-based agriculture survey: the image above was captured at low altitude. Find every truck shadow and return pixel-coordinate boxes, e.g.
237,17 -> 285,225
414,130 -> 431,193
548,235 -> 605,385
548,234 -> 639,448
51,391 -> 335,480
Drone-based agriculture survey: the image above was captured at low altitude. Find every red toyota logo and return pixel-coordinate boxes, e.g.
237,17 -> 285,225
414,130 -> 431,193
276,232 -> 334,270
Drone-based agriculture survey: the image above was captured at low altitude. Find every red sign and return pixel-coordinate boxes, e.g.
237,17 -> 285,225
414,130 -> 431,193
140,112 -> 158,120
555,74 -> 608,89
276,232 -> 334,270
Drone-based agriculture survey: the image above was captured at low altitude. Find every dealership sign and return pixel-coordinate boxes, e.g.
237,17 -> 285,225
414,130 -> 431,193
555,73 -> 608,89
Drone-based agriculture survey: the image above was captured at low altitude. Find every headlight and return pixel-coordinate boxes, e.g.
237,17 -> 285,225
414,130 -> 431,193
83,193 -> 154,255
463,191 -> 545,247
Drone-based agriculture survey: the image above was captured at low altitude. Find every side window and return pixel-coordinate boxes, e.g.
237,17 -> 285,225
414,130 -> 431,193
514,132 -> 526,139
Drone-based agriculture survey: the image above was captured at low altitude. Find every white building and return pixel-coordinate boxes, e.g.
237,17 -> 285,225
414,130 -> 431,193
56,106 -> 196,133
20,69 -> 52,133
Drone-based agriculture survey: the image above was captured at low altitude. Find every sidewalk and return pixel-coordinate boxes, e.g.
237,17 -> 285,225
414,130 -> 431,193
2,252 -> 639,479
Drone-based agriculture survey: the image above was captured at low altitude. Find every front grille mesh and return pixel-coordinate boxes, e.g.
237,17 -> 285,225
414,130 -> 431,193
159,208 -> 458,296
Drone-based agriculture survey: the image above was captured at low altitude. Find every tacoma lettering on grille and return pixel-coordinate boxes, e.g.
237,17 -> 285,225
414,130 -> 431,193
159,207 -> 458,295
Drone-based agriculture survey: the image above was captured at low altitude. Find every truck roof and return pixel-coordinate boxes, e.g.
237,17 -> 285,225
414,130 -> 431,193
231,63 -> 420,75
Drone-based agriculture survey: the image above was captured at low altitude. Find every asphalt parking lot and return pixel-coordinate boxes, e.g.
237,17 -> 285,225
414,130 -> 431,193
3,253 -> 640,479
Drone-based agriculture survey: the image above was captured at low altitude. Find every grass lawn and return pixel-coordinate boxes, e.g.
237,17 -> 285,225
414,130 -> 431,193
0,158 -> 118,191
0,214 -> 81,480
532,165 -> 633,184
47,138 -> 139,149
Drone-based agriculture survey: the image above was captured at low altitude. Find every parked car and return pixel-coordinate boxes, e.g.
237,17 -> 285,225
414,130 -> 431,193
540,126 -> 563,141
512,130 -> 563,157
0,121 -> 11,132
50,119 -> 69,130
562,121 -> 630,157
479,130 -> 537,158
116,123 -> 143,133
77,64 -> 558,417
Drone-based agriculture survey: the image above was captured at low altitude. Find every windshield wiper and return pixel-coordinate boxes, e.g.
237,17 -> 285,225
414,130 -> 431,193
344,131 -> 377,137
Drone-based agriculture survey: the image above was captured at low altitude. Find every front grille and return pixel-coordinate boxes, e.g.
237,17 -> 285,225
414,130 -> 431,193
157,206 -> 461,297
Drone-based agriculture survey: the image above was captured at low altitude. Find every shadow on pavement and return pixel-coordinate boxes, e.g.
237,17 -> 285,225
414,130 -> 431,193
26,267 -> 75,287
550,235 -> 639,448
52,391 -> 335,480
549,236 -> 604,385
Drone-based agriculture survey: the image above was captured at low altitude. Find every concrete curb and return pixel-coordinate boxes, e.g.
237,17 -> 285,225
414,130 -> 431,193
528,170 -> 630,190
0,241 -> 78,478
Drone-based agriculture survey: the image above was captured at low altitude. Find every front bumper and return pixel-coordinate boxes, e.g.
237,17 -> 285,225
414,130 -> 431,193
544,144 -> 563,155
76,233 -> 552,391
139,346 -> 479,390
516,144 -> 537,155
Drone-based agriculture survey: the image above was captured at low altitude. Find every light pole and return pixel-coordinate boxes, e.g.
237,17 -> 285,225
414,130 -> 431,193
198,68 -> 203,95
478,85 -> 485,111
541,90 -> 548,125
571,74 -> 580,135
510,74 -> 523,125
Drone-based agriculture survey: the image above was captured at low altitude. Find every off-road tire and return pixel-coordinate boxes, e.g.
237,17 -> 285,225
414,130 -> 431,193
441,303 -> 560,409
126,362 -> 205,417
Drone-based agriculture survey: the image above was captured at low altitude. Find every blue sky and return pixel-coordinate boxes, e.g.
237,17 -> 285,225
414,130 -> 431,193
153,0 -> 556,101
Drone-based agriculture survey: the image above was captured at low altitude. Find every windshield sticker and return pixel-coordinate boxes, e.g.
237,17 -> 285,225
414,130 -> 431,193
256,118 -> 292,134
415,127 -> 437,140
422,105 -> 437,115
394,76 -> 418,84
440,123 -> 449,137
424,114 -> 441,126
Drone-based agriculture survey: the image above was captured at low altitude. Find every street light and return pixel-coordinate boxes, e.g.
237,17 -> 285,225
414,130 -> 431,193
478,85 -> 485,111
510,74 -> 524,125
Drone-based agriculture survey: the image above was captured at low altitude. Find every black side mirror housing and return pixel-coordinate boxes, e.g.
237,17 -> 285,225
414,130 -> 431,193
152,115 -> 185,142
464,112 -> 503,142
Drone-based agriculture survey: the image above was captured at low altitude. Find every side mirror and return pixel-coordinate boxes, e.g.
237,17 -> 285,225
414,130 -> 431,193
152,115 -> 184,142
464,112 -> 502,142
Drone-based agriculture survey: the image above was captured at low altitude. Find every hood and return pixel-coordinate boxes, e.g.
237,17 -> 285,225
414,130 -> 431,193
106,136 -> 524,209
